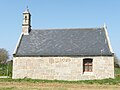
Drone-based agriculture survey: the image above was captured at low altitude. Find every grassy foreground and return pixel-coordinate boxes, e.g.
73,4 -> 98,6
0,68 -> 120,90
0,76 -> 120,90
0,76 -> 120,85
0,82 -> 120,90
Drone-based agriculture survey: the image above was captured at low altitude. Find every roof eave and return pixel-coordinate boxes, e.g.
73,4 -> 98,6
103,24 -> 114,53
13,33 -> 23,55
14,54 -> 114,57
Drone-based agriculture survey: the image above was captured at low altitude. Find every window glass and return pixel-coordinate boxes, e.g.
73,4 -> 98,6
83,58 -> 93,72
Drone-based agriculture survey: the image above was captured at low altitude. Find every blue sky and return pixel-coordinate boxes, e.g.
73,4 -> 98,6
0,0 -> 120,59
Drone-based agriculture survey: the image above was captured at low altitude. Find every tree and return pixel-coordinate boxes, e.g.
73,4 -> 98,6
0,48 -> 9,64
114,54 -> 120,68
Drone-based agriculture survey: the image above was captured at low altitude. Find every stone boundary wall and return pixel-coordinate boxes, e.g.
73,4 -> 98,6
12,56 -> 114,80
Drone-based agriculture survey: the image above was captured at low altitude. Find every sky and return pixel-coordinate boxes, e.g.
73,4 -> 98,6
0,0 -> 120,59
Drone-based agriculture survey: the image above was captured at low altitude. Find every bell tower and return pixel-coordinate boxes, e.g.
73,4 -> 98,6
22,7 -> 31,35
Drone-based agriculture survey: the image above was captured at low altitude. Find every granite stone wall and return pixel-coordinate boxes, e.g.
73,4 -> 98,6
12,56 -> 114,80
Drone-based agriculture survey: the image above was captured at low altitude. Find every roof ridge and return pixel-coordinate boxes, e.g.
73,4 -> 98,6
32,27 -> 103,31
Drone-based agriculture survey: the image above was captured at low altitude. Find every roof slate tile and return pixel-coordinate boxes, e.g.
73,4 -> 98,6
15,28 -> 112,56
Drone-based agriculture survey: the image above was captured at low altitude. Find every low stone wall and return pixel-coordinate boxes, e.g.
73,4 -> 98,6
12,56 -> 114,80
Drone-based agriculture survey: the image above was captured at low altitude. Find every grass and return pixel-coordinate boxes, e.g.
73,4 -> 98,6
115,68 -> 120,75
0,74 -> 120,85
0,67 -> 120,90
0,81 -> 120,90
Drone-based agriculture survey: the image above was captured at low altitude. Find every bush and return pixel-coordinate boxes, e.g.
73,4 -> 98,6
0,60 -> 12,77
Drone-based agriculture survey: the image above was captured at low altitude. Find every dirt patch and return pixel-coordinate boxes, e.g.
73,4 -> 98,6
0,82 -> 120,90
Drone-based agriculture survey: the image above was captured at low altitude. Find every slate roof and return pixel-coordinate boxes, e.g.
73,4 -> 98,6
14,28 -> 113,56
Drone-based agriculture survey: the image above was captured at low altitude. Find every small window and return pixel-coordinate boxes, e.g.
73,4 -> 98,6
83,58 -> 93,72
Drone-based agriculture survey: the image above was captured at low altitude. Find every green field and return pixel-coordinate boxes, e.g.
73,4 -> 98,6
0,77 -> 120,90
115,68 -> 120,75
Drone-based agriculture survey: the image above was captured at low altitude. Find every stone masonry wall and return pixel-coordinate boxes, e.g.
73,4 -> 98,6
12,56 -> 114,80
